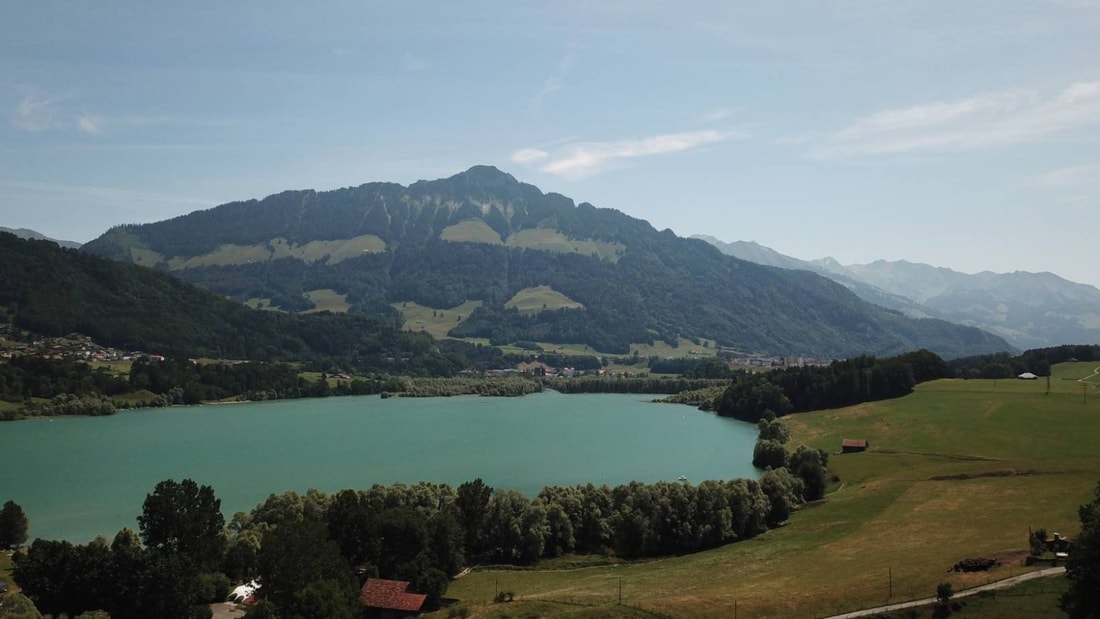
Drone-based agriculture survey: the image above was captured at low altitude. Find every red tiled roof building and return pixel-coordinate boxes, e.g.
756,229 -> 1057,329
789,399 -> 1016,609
361,578 -> 426,619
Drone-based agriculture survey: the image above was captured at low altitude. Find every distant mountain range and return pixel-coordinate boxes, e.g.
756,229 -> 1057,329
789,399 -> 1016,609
0,226 -> 81,249
81,166 -> 1009,359
694,236 -> 1100,350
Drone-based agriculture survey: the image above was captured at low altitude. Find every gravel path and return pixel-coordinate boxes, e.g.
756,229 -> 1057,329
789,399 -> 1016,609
822,567 -> 1066,619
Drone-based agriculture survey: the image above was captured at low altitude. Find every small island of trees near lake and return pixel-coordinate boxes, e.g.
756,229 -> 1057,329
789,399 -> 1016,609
1,345 -> 1099,617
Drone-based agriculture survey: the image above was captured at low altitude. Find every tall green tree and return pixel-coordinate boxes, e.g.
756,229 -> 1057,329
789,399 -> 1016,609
253,517 -> 357,618
0,500 -> 29,549
1062,481 -> 1100,619
137,479 -> 226,571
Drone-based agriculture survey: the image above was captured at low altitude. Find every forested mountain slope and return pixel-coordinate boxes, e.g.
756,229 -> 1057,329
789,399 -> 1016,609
83,167 -> 1010,358
0,233 -> 489,374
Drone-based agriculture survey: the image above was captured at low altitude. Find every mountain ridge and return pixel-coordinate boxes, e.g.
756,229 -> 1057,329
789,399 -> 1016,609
694,235 -> 1100,350
82,167 -> 1011,359
0,226 -> 82,249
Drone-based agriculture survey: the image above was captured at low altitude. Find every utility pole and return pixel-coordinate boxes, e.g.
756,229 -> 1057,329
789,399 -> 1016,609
618,577 -> 622,605
889,567 -> 893,599
734,600 -> 738,619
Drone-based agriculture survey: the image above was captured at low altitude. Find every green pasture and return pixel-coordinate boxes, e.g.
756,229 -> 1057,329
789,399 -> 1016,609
893,574 -> 1069,618
246,297 -> 282,311
88,360 -> 133,376
444,363 -> 1099,618
504,229 -> 625,263
441,219 -> 504,244
164,234 -> 387,271
394,301 -> 485,340
504,286 -> 585,315
630,338 -> 717,359
303,289 -> 351,313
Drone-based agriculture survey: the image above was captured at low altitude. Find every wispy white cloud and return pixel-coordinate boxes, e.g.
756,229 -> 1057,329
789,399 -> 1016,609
512,129 -> 744,179
10,92 -> 69,132
403,52 -> 428,72
510,148 -> 549,165
534,42 -> 583,108
810,79 -> 1100,158
699,107 -> 736,123
1041,162 -> 1100,186
76,114 -> 105,135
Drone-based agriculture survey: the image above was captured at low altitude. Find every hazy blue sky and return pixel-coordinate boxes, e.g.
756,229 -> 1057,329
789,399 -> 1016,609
3,2 -> 1099,287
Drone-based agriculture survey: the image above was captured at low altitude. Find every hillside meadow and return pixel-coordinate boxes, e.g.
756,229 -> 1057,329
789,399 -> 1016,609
442,362 -> 1100,618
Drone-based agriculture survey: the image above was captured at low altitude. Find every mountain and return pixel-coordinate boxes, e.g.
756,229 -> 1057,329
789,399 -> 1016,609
0,226 -> 82,249
82,166 -> 1010,358
0,232 -> 492,374
695,236 -> 1100,350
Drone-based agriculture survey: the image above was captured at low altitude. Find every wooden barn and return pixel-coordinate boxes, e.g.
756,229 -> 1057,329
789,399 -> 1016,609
841,438 -> 869,453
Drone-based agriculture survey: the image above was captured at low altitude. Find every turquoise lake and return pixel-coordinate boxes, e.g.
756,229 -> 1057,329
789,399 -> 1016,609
0,391 -> 759,542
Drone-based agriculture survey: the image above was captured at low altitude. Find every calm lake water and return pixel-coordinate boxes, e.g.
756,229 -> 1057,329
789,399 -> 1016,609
0,391 -> 758,542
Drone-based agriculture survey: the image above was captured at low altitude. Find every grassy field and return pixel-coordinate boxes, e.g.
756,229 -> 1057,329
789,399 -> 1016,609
442,363 -> 1099,618
441,219 -> 505,244
505,286 -> 585,315
504,229 -> 625,263
162,234 -> 387,270
303,289 -> 351,313
394,301 -> 485,340
885,574 -> 1070,618
88,359 -> 133,376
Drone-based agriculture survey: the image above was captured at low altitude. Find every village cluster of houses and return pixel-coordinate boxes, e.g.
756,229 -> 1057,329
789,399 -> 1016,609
0,327 -> 164,364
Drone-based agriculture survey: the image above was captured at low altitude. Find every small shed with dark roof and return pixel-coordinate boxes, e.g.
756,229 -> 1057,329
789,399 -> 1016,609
842,438 -> 868,453
361,578 -> 426,619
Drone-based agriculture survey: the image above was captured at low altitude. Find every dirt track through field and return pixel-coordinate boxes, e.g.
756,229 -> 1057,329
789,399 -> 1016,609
821,567 -> 1066,619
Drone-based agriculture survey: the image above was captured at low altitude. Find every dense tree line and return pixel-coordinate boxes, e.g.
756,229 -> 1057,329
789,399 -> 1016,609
714,349 -> 949,422
0,356 -> 130,403
14,480 -> 230,619
949,344 -> 1099,380
14,465 -> 834,617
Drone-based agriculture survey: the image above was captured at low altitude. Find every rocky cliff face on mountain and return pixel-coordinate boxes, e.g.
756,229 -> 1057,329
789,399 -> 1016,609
695,236 -> 1100,350
82,167 -> 1010,358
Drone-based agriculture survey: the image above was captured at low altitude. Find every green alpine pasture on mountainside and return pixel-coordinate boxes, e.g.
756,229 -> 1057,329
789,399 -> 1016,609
80,166 -> 1011,359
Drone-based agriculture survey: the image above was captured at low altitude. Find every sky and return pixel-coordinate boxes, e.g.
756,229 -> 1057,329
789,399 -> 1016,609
2,1 -> 1099,288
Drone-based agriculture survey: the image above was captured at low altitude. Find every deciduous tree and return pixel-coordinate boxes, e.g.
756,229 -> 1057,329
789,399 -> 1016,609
1062,481 -> 1100,619
137,479 -> 226,571
0,500 -> 29,549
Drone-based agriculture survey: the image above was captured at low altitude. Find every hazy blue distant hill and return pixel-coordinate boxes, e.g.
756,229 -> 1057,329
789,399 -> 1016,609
82,167 -> 1010,358
696,236 -> 1100,350
0,226 -> 82,249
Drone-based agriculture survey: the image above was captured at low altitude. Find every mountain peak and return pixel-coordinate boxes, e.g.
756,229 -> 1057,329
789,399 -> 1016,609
447,165 -> 520,187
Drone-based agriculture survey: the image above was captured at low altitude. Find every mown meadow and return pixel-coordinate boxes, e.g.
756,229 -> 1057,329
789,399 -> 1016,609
441,362 -> 1100,618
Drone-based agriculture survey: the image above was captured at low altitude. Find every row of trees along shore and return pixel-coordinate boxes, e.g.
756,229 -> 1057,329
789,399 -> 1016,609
4,331 -> 1097,420
11,428 -> 826,619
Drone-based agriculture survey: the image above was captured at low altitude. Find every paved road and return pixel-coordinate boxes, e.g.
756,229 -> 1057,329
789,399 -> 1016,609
822,567 -> 1066,619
